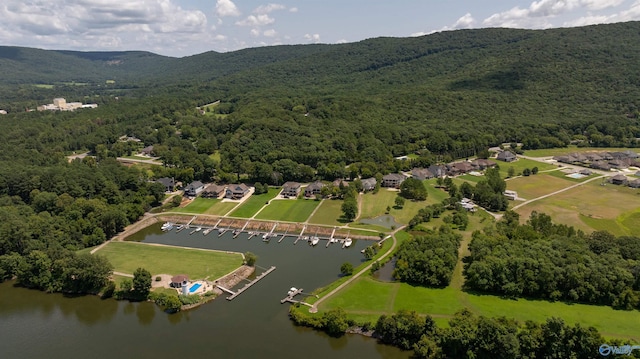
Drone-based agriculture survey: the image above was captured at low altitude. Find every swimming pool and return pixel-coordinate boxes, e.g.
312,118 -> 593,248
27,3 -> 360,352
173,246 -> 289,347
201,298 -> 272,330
566,173 -> 586,179
188,283 -> 202,293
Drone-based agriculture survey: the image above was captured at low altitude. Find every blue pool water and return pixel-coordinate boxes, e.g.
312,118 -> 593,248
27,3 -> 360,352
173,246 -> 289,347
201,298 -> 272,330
566,173 -> 586,179
188,283 -> 202,293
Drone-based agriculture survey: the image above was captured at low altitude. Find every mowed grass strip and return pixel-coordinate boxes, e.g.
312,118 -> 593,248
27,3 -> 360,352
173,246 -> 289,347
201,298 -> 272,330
524,146 -> 640,157
172,197 -> 218,214
95,241 -> 242,280
308,199 -> 343,226
254,199 -> 319,222
204,201 -> 240,216
229,188 -> 280,218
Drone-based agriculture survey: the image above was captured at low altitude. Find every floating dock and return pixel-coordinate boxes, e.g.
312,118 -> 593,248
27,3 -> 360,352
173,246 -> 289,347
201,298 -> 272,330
278,224 -> 290,243
224,266 -> 276,300
280,287 -> 313,307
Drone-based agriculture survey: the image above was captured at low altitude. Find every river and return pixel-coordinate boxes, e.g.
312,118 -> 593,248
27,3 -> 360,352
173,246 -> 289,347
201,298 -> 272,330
0,224 -> 409,358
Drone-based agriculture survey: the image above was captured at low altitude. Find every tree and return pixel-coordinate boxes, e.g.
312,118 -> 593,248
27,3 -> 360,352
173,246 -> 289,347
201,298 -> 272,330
341,198 -> 358,222
532,166 -> 539,174
322,308 -> 349,337
400,178 -> 427,200
395,196 -> 405,208
523,168 -> 531,176
340,262 -> 354,276
244,252 -> 257,266
132,267 -> 152,299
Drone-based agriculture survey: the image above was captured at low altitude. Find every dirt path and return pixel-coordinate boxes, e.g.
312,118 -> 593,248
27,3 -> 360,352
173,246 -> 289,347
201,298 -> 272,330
310,226 -> 404,313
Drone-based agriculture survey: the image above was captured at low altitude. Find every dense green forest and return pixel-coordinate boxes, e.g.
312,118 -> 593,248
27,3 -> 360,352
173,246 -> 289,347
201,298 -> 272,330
464,211 -> 640,310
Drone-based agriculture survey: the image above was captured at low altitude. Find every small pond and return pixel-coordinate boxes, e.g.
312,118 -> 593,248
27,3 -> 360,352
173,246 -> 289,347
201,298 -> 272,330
359,215 -> 401,229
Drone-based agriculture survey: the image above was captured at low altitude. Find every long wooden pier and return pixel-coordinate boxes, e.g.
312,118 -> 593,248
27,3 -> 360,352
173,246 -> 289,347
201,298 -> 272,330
226,266 -> 276,300
235,221 -> 250,238
212,219 -> 222,229
186,216 -> 197,228
294,225 -> 307,244
278,224 -> 290,243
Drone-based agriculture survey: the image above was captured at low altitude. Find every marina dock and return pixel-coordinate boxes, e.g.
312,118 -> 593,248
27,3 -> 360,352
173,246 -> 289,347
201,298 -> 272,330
280,287 -> 313,307
224,266 -> 277,300
278,224 -> 290,243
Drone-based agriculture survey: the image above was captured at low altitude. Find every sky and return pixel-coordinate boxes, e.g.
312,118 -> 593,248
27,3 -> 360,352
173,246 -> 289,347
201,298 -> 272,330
1,0 -> 639,57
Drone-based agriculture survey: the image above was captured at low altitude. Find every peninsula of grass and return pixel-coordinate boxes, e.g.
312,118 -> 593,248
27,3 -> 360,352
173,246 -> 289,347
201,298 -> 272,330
308,199 -> 343,226
229,188 -> 280,218
254,199 -> 319,222
95,241 -> 243,280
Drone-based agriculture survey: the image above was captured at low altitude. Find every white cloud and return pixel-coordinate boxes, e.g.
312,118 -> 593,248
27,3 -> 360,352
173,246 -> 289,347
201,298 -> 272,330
236,14 -> 275,26
564,0 -> 640,25
263,29 -> 277,37
254,4 -> 286,14
411,13 -> 475,37
304,33 -> 321,42
216,0 -> 241,17
289,7 -> 298,13
336,39 -> 348,44
250,28 -> 260,37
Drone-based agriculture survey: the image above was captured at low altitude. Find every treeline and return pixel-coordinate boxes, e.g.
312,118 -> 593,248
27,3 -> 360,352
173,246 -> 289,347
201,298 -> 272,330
393,226 -> 461,287
374,309 -> 616,359
0,247 -> 112,293
464,211 -> 640,309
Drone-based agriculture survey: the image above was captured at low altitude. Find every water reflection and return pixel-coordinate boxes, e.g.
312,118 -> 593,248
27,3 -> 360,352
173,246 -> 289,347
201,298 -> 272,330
359,214 -> 401,229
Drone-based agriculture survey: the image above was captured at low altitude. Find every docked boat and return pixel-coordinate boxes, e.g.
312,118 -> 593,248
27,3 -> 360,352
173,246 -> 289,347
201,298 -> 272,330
343,238 -> 352,248
175,224 -> 184,231
202,228 -> 212,235
161,222 -> 174,231
310,236 -> 320,246
218,228 -> 225,234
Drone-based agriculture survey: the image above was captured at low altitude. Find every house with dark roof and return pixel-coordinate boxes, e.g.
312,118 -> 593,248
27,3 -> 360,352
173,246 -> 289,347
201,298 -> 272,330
305,181 -> 326,197
382,173 -> 406,188
497,151 -> 517,162
361,177 -> 377,192
411,168 -> 434,180
170,275 -> 188,288
610,174 -> 628,185
428,165 -> 447,178
591,161 -> 612,171
156,177 -> 175,192
447,161 -> 474,176
202,184 -> 224,198
332,179 -> 349,188
225,184 -> 250,199
629,179 -> 640,188
471,159 -> 497,170
140,145 -> 154,156
184,181 -> 205,197
281,182 -> 301,197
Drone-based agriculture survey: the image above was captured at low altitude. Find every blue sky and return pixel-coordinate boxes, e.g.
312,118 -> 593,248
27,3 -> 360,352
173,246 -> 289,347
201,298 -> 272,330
1,0 -> 638,57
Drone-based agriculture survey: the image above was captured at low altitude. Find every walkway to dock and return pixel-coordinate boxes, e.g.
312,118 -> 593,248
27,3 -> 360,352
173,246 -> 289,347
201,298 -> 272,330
280,287 -> 313,307
224,266 -> 276,300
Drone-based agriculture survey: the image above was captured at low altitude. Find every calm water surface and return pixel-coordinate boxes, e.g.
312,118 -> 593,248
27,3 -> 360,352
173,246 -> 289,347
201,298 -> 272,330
0,224 -> 409,359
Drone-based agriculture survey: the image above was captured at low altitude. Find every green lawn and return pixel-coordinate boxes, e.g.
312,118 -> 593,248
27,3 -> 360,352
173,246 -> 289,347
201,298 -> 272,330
254,199 -> 320,222
359,190 -> 397,219
229,188 -> 280,218
506,173 -> 574,201
172,197 -> 217,214
205,201 -> 239,216
308,199 -> 344,226
319,273 -> 640,340
498,158 -> 556,178
95,241 -> 242,280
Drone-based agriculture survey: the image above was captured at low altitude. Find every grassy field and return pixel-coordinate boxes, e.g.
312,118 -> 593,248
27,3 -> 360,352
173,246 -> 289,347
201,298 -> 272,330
254,199 -> 320,222
359,188 -> 436,225
308,199 -> 344,226
515,180 -> 640,235
498,158 -> 557,178
229,188 -> 280,218
524,146 -> 640,157
95,241 -> 242,280
204,201 -> 239,216
506,173 -> 575,201
318,275 -> 640,340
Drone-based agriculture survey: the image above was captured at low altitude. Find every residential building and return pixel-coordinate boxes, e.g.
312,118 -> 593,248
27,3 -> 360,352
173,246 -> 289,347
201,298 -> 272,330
202,184 -> 224,198
504,190 -> 518,200
156,177 -> 175,192
382,173 -> 406,188
497,151 -> 517,162
428,165 -> 447,178
281,182 -> 301,197
411,168 -> 434,180
184,181 -> 205,197
225,184 -> 250,199
361,177 -> 377,192
304,181 -> 325,197
610,174 -> 628,185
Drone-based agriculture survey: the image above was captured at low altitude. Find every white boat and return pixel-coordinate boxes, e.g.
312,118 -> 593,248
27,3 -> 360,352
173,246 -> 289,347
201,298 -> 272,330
218,228 -> 224,234
161,222 -> 174,231
194,227 -> 202,232
262,233 -> 269,240
202,228 -> 212,235
343,238 -> 352,248
310,236 -> 319,246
